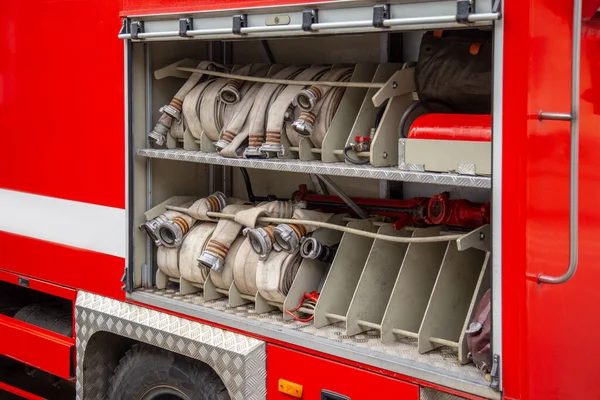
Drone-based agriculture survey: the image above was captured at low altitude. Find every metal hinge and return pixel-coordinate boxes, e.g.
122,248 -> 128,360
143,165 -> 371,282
232,14 -> 247,35
373,4 -> 390,28
490,354 -> 500,390
179,17 -> 193,37
456,0 -> 475,23
119,18 -> 130,36
302,9 -> 318,31
130,21 -> 145,40
121,264 -> 134,293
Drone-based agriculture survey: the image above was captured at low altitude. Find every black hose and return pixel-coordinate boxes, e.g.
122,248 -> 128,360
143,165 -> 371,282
398,98 -> 455,138
343,146 -> 370,165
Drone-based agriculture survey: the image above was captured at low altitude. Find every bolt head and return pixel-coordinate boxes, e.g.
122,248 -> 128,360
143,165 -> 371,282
392,81 -> 398,89
382,152 -> 388,159
479,232 -> 485,239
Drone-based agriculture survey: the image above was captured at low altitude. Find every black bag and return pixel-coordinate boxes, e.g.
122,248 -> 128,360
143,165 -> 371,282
414,30 -> 493,114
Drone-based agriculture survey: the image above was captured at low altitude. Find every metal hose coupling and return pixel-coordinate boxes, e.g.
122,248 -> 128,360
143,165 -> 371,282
139,214 -> 168,246
158,216 -> 191,248
149,100 -> 183,146
295,86 -> 322,111
198,240 -> 229,272
300,237 -> 338,264
218,79 -> 243,105
243,225 -> 280,261
292,111 -> 316,136
273,222 -> 308,253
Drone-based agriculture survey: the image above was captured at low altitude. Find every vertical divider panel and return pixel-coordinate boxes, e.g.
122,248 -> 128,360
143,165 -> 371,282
380,226 -> 447,344
458,252 -> 491,364
345,225 -> 413,336
179,276 -> 201,295
183,129 -> 200,151
321,63 -> 379,162
299,138 -> 318,161
228,282 -> 251,308
313,220 -> 376,328
204,274 -> 225,301
255,291 -> 278,314
417,242 -> 488,354
283,222 -> 345,321
155,269 -> 169,290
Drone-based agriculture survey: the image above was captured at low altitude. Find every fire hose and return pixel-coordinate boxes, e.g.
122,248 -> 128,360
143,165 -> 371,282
178,223 -> 217,285
256,250 -> 303,303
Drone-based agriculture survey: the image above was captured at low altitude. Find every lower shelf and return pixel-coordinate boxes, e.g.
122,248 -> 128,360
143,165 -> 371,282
131,287 -> 499,400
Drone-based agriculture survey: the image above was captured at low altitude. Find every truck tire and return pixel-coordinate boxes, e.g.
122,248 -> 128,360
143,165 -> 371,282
13,304 -> 73,337
107,344 -> 230,400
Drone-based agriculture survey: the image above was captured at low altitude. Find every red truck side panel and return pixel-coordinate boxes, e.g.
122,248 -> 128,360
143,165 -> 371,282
266,344 -> 419,399
503,1 -> 600,399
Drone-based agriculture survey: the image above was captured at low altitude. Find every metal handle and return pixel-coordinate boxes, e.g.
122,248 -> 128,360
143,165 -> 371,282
537,0 -> 582,284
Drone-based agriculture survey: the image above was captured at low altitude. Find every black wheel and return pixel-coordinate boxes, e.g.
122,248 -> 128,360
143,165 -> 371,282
107,344 -> 229,400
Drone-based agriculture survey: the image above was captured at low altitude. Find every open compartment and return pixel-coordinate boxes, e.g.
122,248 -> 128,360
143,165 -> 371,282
125,5 -> 500,397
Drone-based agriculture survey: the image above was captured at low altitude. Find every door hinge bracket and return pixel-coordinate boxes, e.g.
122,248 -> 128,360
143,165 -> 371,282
456,0 -> 475,23
373,4 -> 390,28
130,21 -> 145,40
490,353 -> 500,390
233,14 -> 247,35
302,9 -> 318,31
119,18 -> 131,35
179,17 -> 193,37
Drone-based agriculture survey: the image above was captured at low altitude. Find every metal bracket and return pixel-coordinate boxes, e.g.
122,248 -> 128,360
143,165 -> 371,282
119,18 -> 130,35
233,14 -> 247,35
490,354 -> 500,390
302,9 -> 318,31
373,4 -> 390,28
130,21 -> 144,40
179,17 -> 193,37
456,0 -> 475,23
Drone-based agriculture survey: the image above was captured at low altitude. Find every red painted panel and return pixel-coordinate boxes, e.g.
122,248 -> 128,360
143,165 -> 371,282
0,315 -> 75,380
0,382 -> 45,400
266,344 -> 419,400
122,0 -> 344,16
0,231 -> 125,300
0,1 -> 124,209
503,1 -> 600,399
0,269 -> 77,301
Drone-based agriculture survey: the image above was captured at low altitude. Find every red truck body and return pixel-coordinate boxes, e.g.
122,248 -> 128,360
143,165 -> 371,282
1,1 -> 600,399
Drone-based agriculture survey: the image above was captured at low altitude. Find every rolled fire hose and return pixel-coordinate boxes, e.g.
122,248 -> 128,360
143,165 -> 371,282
232,237 -> 261,296
243,66 -> 306,158
199,203 -> 253,272
256,250 -> 303,303
180,80 -> 214,140
153,201 -> 196,247
158,192 -> 228,248
218,64 -> 265,105
236,201 -> 296,260
149,61 -> 218,146
273,209 -> 333,253
216,66 -> 272,154
140,210 -> 181,247
289,67 -> 353,148
210,234 -> 244,290
259,66 -> 330,157
157,245 -> 181,279
178,223 -> 217,285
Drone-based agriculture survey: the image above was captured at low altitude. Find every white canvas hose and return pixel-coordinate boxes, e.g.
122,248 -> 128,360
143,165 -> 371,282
179,223 -> 217,285
236,201 -> 296,260
218,64 -> 267,105
149,61 -> 218,146
289,68 -> 353,147
243,66 -> 306,158
256,250 -> 303,303
165,206 -> 468,244
198,204 -> 253,272
210,234 -> 244,290
232,237 -> 261,296
157,246 -> 181,279
273,209 -> 334,253
260,66 -> 330,157
158,192 -> 227,247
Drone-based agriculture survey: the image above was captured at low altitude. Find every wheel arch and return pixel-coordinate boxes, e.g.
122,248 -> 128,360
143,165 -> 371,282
76,291 -> 267,400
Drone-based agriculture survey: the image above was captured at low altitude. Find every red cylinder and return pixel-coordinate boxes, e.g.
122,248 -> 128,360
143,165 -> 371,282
408,114 -> 492,142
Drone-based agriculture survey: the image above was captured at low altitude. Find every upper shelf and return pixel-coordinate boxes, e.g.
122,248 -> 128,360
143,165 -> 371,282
137,148 -> 491,188
119,0 -> 500,42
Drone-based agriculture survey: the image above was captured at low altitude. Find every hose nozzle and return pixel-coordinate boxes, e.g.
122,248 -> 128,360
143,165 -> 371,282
300,237 -> 338,263
273,223 -> 307,253
292,112 -> 316,136
295,87 -> 321,111
140,215 -> 167,246
158,216 -> 191,247
243,226 -> 280,260
198,240 -> 228,272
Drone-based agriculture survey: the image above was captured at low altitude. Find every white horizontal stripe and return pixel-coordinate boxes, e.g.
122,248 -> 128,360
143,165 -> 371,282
0,189 -> 126,258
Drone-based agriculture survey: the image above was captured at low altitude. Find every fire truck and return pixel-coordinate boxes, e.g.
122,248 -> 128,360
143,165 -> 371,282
1,0 -> 599,399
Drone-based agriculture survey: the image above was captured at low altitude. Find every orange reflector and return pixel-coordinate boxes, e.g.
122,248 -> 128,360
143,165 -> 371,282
433,30 -> 443,37
278,379 -> 303,398
470,43 -> 482,55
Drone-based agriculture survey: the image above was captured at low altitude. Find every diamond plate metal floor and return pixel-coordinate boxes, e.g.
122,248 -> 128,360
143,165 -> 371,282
136,286 -> 486,388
